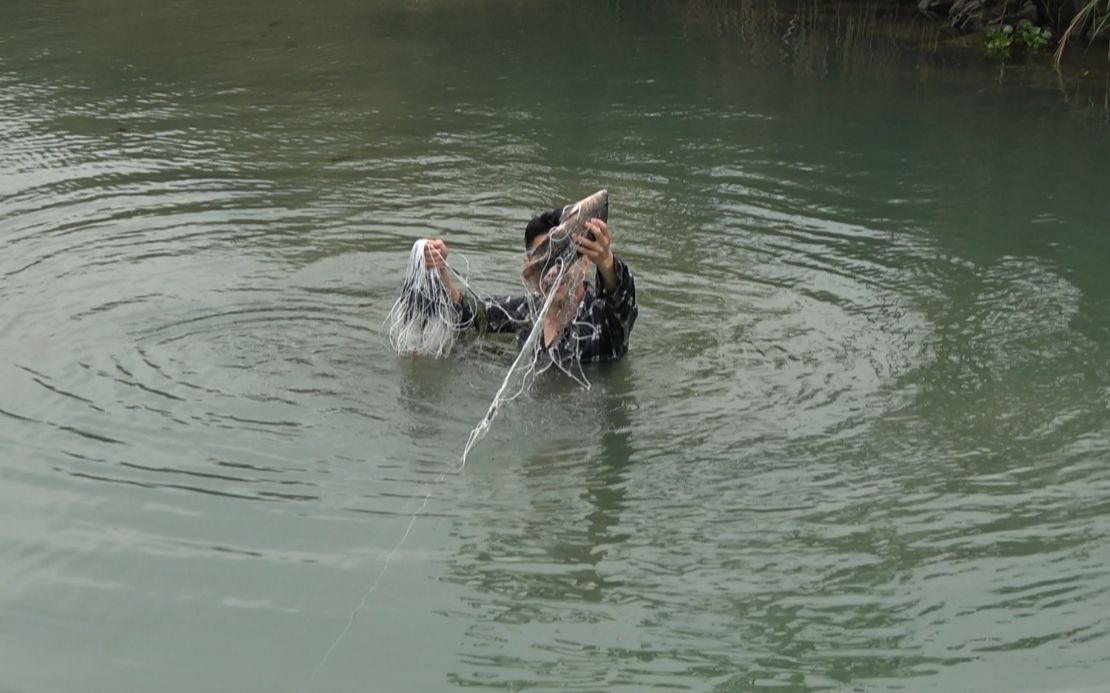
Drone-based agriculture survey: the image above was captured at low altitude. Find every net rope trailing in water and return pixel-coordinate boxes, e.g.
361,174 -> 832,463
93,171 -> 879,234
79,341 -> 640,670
383,237 -> 591,467
457,251 -> 590,468
308,197 -> 605,687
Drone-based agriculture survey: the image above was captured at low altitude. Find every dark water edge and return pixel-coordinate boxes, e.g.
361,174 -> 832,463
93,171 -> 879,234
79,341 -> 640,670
678,0 -> 1110,118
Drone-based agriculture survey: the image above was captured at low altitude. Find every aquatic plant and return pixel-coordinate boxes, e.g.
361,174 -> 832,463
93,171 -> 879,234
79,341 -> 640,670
1017,19 -> 1053,51
985,19 -> 1052,56
985,23 -> 1015,55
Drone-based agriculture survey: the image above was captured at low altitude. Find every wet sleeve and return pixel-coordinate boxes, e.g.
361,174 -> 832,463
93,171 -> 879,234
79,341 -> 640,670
455,293 -> 532,335
595,258 -> 638,355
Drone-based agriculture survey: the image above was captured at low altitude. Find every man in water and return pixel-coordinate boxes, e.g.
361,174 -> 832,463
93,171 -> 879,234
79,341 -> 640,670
422,207 -> 638,362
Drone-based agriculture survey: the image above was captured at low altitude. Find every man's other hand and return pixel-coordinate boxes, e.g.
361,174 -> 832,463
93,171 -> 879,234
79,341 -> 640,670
575,219 -> 618,293
422,239 -> 460,303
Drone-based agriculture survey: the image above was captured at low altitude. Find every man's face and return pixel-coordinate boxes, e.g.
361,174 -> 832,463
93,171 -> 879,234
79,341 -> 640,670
522,231 -> 551,293
526,232 -> 548,257
523,231 -> 589,298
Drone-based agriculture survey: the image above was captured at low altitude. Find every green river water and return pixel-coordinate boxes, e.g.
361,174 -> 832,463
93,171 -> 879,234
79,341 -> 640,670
3,1 -> 1110,691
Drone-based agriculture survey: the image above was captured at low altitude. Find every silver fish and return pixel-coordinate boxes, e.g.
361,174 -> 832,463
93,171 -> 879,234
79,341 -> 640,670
522,189 -> 609,290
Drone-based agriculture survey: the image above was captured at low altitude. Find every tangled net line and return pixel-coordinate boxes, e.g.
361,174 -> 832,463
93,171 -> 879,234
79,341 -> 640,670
386,236 -> 594,469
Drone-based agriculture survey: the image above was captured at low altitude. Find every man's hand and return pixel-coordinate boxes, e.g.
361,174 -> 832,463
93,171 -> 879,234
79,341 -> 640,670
422,239 -> 461,303
423,239 -> 449,268
575,219 -> 618,294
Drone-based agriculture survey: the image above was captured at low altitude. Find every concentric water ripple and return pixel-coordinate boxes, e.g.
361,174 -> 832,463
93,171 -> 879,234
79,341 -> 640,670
3,1 -> 1110,691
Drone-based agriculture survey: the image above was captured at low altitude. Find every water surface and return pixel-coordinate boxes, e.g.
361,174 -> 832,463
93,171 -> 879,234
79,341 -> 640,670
3,1 -> 1110,691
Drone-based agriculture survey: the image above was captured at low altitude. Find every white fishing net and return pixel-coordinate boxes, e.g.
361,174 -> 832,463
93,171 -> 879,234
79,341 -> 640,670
385,239 -> 466,359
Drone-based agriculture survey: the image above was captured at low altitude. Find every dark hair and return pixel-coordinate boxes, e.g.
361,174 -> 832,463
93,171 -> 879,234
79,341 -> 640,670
524,208 -> 562,249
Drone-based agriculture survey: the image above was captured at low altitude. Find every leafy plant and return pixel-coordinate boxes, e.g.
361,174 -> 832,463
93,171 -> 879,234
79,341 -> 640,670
985,23 -> 1014,55
1016,19 -> 1052,51
984,20 -> 1053,57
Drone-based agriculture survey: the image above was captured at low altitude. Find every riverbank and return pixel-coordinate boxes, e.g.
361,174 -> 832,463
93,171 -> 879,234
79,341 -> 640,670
679,0 -> 1110,115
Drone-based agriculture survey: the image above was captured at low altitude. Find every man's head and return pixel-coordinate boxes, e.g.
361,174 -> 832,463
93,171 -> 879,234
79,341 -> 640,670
521,190 -> 609,295
523,190 -> 609,252
521,208 -> 561,293
524,208 -> 562,252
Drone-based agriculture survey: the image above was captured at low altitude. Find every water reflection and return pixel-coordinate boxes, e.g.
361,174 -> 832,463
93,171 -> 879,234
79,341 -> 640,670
443,370 -> 641,687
